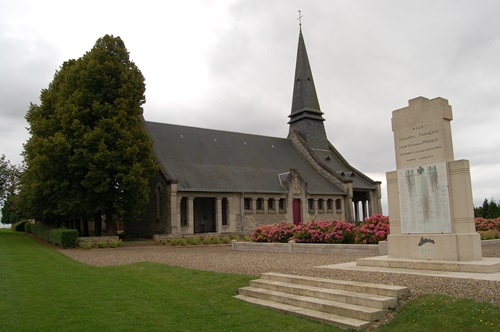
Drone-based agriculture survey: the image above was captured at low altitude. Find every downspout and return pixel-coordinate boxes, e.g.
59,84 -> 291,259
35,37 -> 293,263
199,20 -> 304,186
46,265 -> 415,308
240,191 -> 245,232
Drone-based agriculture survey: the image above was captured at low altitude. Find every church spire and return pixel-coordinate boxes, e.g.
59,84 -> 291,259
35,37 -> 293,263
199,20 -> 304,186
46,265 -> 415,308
288,26 -> 327,148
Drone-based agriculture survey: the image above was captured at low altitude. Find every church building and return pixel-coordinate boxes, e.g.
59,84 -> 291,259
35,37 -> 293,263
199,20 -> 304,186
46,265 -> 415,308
126,28 -> 382,237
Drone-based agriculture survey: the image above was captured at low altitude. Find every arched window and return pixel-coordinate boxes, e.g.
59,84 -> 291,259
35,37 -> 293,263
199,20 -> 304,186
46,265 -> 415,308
156,185 -> 162,222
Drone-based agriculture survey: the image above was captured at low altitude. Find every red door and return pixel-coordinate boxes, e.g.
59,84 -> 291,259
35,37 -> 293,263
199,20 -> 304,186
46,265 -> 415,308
292,199 -> 302,225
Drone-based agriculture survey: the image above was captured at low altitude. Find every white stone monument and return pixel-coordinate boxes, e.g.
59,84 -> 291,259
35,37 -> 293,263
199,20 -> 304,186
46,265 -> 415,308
357,96 -> 500,273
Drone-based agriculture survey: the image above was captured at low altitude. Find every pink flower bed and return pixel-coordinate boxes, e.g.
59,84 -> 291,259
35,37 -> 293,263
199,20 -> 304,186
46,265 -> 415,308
475,217 -> 500,239
475,217 -> 500,231
250,222 -> 294,243
250,216 -> 388,244
355,214 -> 390,244
292,220 -> 356,244
251,216 -> 500,244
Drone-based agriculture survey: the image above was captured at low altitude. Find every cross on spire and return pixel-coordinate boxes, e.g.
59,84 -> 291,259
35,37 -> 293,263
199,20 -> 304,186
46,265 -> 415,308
297,10 -> 303,28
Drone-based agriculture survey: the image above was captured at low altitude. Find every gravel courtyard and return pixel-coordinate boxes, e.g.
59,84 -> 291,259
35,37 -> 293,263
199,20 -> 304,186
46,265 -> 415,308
60,242 -> 500,305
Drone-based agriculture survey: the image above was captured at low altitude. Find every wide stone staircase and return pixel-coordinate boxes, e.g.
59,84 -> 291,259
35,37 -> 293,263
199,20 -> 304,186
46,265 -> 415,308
235,272 -> 409,330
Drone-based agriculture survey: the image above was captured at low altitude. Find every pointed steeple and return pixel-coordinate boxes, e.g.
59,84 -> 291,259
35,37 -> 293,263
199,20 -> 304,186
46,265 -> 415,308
288,28 -> 328,148
289,28 -> 323,118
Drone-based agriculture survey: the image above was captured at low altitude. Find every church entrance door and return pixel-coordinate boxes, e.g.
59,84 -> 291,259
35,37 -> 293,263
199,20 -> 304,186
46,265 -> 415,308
292,199 -> 302,225
194,197 -> 216,233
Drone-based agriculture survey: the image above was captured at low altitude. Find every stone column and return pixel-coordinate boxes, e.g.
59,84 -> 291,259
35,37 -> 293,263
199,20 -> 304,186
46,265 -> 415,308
374,181 -> 383,215
344,181 -> 354,222
216,197 -> 223,232
354,201 -> 359,222
169,183 -> 179,234
362,200 -> 368,220
187,197 -> 194,235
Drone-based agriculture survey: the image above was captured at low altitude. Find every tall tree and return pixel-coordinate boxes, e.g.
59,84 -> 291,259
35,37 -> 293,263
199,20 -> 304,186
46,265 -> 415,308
0,154 -> 21,205
0,154 -> 22,224
20,35 -> 157,234
474,198 -> 500,218
1,193 -> 22,224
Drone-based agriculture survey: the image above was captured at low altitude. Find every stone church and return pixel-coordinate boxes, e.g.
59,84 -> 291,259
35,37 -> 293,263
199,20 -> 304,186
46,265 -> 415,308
126,28 -> 382,237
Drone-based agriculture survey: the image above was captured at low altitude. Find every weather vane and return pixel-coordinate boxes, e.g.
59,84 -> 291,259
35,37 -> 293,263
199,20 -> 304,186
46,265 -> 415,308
297,10 -> 303,28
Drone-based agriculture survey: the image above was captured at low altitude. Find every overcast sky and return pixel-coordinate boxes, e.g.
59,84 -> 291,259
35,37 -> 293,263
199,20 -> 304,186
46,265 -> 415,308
1,0 -> 499,214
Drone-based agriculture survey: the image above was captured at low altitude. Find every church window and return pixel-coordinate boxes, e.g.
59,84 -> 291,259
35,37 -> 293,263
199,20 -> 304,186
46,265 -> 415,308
244,198 -> 251,211
318,199 -> 324,210
279,198 -> 286,211
327,199 -> 333,210
336,199 -> 342,210
256,198 -> 264,211
308,199 -> 314,211
180,197 -> 187,226
268,199 -> 275,210
222,198 -> 228,226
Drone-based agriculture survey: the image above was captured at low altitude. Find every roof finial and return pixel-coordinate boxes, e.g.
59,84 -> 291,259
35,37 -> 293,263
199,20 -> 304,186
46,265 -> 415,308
297,10 -> 303,29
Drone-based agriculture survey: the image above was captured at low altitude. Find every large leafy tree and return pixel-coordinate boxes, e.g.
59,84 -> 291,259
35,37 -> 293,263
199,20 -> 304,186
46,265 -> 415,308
1,193 -> 22,224
0,154 -> 21,205
0,154 -> 22,224
20,35 -> 157,235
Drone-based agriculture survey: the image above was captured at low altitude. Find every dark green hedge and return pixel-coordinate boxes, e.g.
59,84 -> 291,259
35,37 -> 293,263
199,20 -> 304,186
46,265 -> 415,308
30,224 -> 78,248
48,228 -> 78,248
11,220 -> 29,232
30,223 -> 51,242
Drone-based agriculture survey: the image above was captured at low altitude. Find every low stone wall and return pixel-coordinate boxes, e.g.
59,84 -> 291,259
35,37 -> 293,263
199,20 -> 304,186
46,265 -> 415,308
77,236 -> 119,245
232,240 -> 385,255
482,239 -> 500,245
152,233 -> 249,244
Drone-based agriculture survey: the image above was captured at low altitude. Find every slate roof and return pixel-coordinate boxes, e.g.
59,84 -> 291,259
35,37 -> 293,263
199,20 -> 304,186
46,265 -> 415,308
146,121 -> 346,195
310,148 -> 377,190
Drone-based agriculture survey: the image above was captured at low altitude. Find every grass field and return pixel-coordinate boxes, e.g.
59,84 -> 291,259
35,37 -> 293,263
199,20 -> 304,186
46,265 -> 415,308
1,229 -> 499,331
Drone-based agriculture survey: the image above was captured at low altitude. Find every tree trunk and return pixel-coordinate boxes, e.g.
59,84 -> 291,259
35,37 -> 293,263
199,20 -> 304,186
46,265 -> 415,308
82,217 -> 89,237
94,213 -> 102,237
75,219 -> 81,235
105,210 -> 114,236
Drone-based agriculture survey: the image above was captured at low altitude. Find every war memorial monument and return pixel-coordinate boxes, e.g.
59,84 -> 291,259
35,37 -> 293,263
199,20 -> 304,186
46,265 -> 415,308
358,96 -> 500,273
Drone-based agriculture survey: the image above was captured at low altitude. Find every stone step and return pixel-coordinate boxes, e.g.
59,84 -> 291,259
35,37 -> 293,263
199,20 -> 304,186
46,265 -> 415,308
234,294 -> 371,331
238,286 -> 388,321
249,278 -> 398,309
261,272 -> 409,298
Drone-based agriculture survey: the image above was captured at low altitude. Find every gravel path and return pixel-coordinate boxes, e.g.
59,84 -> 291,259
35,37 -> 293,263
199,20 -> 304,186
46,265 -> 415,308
60,242 -> 500,305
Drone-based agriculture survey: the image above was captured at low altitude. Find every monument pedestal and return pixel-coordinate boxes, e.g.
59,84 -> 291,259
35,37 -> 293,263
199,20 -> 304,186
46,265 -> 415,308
387,233 -> 482,261
357,255 -> 500,273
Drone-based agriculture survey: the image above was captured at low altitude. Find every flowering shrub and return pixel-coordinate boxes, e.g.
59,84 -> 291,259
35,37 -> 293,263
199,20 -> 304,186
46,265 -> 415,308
250,222 -> 295,243
475,217 -> 500,232
355,214 -> 390,244
477,229 -> 500,240
292,220 -> 356,244
251,216 -> 500,244
475,217 -> 500,240
251,219 -> 361,244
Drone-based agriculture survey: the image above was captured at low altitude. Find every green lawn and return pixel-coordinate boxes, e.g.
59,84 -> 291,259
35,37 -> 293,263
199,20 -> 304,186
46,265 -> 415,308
1,229 -> 499,331
0,230 -> 341,331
